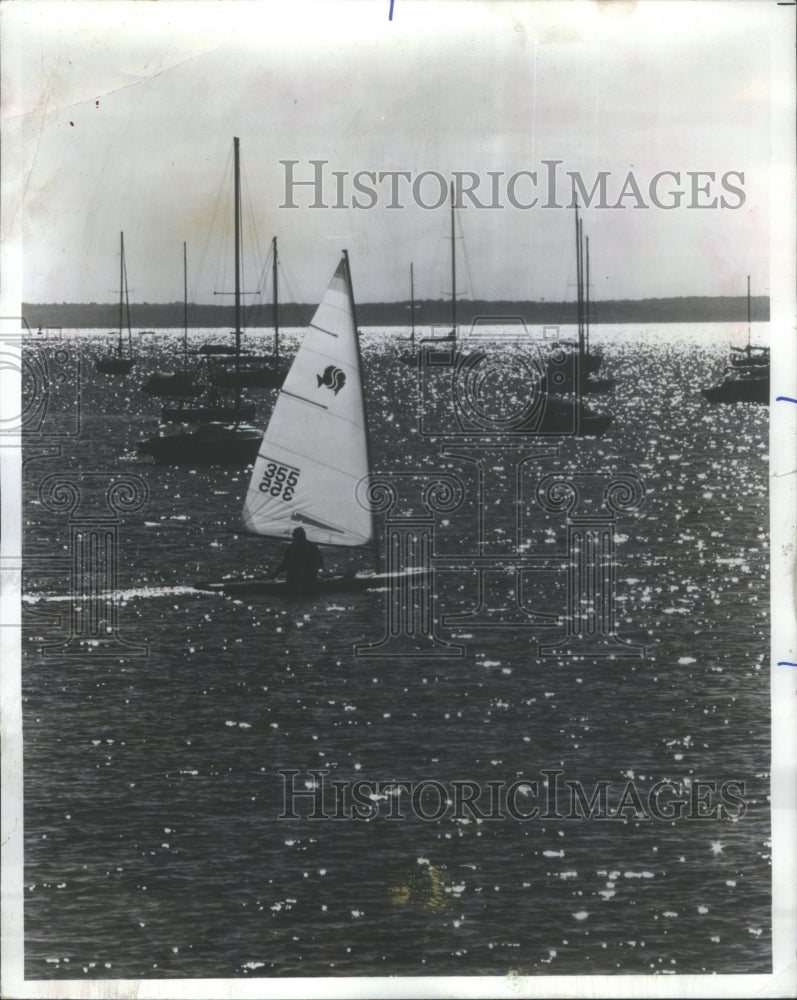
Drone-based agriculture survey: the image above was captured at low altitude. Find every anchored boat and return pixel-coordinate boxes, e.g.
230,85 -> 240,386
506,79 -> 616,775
95,232 -> 136,375
702,276 -> 769,405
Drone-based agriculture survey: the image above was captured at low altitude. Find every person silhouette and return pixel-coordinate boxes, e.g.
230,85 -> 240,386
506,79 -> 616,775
272,527 -> 323,596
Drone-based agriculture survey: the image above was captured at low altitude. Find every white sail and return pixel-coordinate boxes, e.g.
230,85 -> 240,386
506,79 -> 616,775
242,256 -> 373,548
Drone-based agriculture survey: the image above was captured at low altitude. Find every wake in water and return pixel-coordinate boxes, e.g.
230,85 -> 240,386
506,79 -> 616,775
22,585 -> 203,604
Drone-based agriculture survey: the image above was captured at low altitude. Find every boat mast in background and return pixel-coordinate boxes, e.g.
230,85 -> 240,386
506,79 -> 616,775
273,236 -> 280,359
183,241 -> 189,372
233,135 -> 243,408
410,261 -> 415,351
585,234 -> 590,359
96,231 -> 136,374
450,182 -> 457,342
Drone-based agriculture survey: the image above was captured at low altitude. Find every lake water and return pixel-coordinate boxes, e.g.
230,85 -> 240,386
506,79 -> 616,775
20,323 -> 771,979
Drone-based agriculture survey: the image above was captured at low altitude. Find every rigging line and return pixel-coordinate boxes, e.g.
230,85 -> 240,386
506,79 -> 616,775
553,210 -> 574,327
297,342 -> 363,370
529,40 -> 538,300
246,240 -> 275,332
275,255 -> 303,309
240,158 -> 266,330
459,212 -> 478,304
211,145 -> 236,319
193,145 -> 233,310
240,158 -> 266,277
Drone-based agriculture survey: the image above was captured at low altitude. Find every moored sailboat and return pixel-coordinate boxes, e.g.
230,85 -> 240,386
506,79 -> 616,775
535,201 -> 613,436
138,138 -> 262,465
96,232 -> 136,375
542,197 -> 605,382
702,276 -> 769,405
206,236 -> 290,390
546,209 -> 614,396
580,235 -> 615,394
401,184 -> 461,366
142,242 -> 204,400
397,262 -> 418,366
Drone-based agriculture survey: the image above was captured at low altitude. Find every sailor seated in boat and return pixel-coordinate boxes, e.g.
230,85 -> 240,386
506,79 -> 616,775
271,527 -> 324,595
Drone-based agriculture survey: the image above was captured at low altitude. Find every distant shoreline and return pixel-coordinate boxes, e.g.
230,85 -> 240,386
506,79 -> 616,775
22,295 -> 770,330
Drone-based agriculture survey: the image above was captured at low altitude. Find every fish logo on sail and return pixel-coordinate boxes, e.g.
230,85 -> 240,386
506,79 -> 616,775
317,365 -> 346,395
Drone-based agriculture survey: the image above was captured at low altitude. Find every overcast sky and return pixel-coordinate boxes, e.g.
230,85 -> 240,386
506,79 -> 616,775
2,0 -> 786,307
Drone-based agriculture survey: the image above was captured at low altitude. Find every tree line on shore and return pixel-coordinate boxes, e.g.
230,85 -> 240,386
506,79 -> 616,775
23,295 -> 770,330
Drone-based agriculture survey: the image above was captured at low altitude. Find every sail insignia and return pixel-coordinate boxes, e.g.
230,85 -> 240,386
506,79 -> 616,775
317,365 -> 346,395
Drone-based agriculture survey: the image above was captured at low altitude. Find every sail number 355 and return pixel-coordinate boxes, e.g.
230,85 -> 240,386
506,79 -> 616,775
259,461 -> 300,501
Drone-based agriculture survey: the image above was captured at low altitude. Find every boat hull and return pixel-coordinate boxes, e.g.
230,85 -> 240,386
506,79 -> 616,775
159,403 -> 257,422
96,356 -> 135,374
536,396 -> 613,437
138,425 -> 262,465
581,376 -> 615,395
702,377 -> 769,404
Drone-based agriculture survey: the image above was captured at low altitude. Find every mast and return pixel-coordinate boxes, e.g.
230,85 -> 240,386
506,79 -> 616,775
573,202 -> 584,432
342,249 -> 381,574
410,262 -> 415,349
273,236 -> 279,358
118,232 -> 124,358
585,234 -> 590,357
233,136 -> 242,400
122,233 -> 132,357
183,242 -> 188,371
747,274 -> 751,349
574,204 -> 584,364
450,182 -> 457,341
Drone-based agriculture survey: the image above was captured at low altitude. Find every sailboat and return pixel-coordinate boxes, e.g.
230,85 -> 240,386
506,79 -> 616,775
400,185 -> 460,368
138,138 -> 262,464
196,251 -> 391,597
207,236 -> 290,390
141,243 -> 203,400
431,183 -> 459,345
702,275 -> 769,404
544,199 -> 604,380
397,262 -> 418,365
529,203 -> 613,437
562,220 -> 615,395
96,232 -> 136,374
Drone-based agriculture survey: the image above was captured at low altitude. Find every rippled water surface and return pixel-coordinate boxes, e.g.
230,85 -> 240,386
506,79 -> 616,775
21,324 -> 771,979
